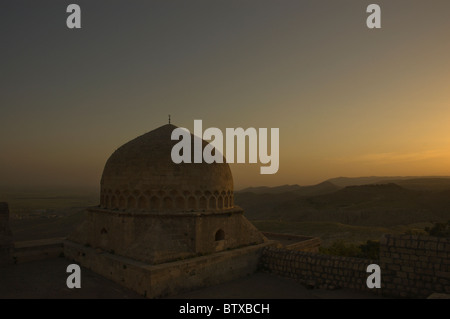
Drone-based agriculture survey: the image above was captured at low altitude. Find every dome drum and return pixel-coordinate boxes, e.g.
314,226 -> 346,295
100,188 -> 233,211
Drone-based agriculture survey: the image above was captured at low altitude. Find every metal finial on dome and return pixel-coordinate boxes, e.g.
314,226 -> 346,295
168,114 -> 171,124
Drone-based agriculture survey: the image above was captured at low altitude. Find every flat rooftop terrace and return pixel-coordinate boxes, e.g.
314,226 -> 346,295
0,258 -> 382,299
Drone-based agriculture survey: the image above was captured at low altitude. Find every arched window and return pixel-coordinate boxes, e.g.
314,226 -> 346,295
175,196 -> 185,210
199,196 -> 207,210
150,196 -> 160,210
188,196 -> 196,210
209,196 -> 216,210
215,229 -> 225,241
111,196 -> 117,209
163,197 -> 173,210
127,196 -> 136,209
119,196 -> 126,209
217,196 -> 223,209
138,196 -> 148,209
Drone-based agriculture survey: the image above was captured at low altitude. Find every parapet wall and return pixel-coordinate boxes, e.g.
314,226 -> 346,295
380,234 -> 450,298
261,234 -> 450,298
261,248 -> 377,292
14,238 -> 64,264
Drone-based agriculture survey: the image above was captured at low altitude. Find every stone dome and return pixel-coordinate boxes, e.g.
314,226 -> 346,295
100,124 -> 234,212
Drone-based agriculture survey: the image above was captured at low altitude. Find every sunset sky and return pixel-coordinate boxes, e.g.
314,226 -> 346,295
2,0 -> 450,190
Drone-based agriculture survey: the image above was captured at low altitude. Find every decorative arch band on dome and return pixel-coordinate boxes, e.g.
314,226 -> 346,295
100,188 -> 234,212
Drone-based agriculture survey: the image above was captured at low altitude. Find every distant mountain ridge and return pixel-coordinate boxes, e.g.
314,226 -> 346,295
238,176 -> 450,195
238,181 -> 340,196
235,176 -> 450,227
238,184 -> 302,194
327,176 -> 450,187
374,178 -> 450,192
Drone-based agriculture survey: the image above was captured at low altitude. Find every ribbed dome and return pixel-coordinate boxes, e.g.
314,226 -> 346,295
100,124 -> 234,212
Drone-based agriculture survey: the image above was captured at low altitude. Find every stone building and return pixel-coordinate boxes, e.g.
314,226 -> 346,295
65,124 -> 272,297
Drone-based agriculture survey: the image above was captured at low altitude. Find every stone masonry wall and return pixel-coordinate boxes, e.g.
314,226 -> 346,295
261,247 -> 378,292
261,234 -> 450,298
380,234 -> 450,298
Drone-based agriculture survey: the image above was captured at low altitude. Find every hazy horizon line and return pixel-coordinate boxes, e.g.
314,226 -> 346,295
2,174 -> 450,194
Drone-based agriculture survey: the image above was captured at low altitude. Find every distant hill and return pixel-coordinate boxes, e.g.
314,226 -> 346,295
375,178 -> 450,192
327,176 -> 450,188
238,181 -> 340,196
238,184 -> 302,194
236,182 -> 450,227
235,182 -> 341,220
